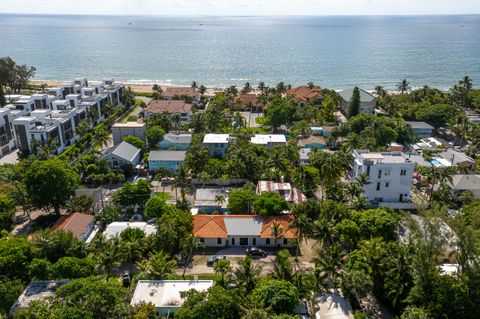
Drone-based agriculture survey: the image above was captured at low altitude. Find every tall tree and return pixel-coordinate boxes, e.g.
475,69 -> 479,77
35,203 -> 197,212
347,87 -> 360,118
25,159 -> 79,215
398,79 -> 411,94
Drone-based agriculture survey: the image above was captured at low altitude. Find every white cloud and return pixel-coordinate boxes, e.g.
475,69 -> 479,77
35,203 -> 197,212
0,0 -> 478,15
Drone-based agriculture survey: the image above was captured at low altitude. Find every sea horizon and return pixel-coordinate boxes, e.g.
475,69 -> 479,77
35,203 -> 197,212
1,13 -> 479,90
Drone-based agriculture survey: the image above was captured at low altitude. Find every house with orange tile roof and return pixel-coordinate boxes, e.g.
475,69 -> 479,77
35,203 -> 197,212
164,87 -> 200,106
286,86 -> 322,106
235,93 -> 258,109
145,100 -> 192,123
192,214 -> 296,248
51,212 -> 95,241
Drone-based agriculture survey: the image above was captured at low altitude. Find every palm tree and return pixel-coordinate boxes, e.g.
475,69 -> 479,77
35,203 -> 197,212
233,112 -> 246,130
272,249 -> 294,282
101,102 -> 115,118
215,194 -> 226,208
174,165 -> 191,202
459,75 -> 473,91
397,79 -> 411,94
191,81 -> 198,89
94,128 -> 110,149
86,106 -> 98,125
313,243 -> 344,288
242,82 -> 252,94
137,251 -> 177,280
120,228 -> 146,280
75,120 -> 91,140
276,82 -> 287,94
213,258 -> 231,286
271,221 -> 283,248
198,85 -> 207,96
257,82 -> 267,93
307,81 -> 315,89
374,85 -> 387,98
233,256 -> 262,292
93,236 -> 123,281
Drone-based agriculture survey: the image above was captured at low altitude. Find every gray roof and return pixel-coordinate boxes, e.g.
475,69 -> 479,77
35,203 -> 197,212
224,217 -> 263,236
162,133 -> 192,144
148,150 -> 186,161
450,175 -> 480,190
439,150 -> 475,164
406,121 -> 434,130
195,188 -> 228,201
105,141 -> 141,162
339,88 -> 375,103
300,148 -> 312,161
11,280 -> 69,313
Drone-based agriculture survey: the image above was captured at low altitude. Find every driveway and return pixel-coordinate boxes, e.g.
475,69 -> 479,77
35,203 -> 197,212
0,149 -> 19,165
239,112 -> 263,128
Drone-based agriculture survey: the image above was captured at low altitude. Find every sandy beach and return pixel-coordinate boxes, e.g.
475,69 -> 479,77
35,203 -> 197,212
29,80 -> 225,95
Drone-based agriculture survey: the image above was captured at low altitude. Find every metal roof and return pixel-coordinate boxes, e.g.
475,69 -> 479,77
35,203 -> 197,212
148,150 -> 186,161
338,87 -> 375,103
224,217 -> 263,236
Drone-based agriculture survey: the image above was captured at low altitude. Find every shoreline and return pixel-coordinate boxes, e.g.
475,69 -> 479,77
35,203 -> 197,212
29,80 -> 446,95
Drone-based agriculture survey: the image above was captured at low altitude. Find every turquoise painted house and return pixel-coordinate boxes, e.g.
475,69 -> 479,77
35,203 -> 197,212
148,150 -> 186,172
159,133 -> 192,151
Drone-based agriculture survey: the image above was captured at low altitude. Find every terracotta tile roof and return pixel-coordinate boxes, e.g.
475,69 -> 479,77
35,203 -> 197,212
237,93 -> 257,105
192,214 -> 297,239
146,100 -> 192,114
164,87 -> 198,98
51,213 -> 94,240
286,86 -> 321,102
261,215 -> 297,239
192,215 -> 227,238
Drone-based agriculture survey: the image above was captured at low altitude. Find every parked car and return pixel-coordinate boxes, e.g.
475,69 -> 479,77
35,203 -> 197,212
207,255 -> 228,266
121,272 -> 131,287
246,247 -> 267,258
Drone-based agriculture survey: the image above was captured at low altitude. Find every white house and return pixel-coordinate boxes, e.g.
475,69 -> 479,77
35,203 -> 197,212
256,180 -> 306,204
102,141 -> 141,169
250,134 -> 286,148
352,150 -> 415,207
104,222 -> 157,239
203,134 -> 232,157
192,214 -> 297,248
130,280 -> 213,316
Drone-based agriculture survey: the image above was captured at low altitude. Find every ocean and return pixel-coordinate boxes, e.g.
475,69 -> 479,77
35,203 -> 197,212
0,14 -> 479,90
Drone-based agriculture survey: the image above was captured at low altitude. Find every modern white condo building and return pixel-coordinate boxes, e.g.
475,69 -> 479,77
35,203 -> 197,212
352,150 -> 415,207
3,78 -> 124,156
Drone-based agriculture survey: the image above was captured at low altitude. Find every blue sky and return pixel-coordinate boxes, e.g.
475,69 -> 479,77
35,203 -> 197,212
0,0 -> 479,16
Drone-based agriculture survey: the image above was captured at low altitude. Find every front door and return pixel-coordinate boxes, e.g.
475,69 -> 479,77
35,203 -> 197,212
252,238 -> 256,246
239,238 -> 248,246
231,237 -> 235,245
399,194 -> 403,202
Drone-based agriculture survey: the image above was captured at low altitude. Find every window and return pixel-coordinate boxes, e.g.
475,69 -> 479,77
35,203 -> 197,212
253,238 -> 256,246
239,238 -> 248,246
266,238 -> 271,245
385,182 -> 389,188
400,169 -> 407,176
385,170 -> 391,176
366,166 -> 371,176
217,238 -> 222,245
283,238 -> 288,245
378,169 -> 382,179
376,182 -> 381,191
199,238 -> 204,243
